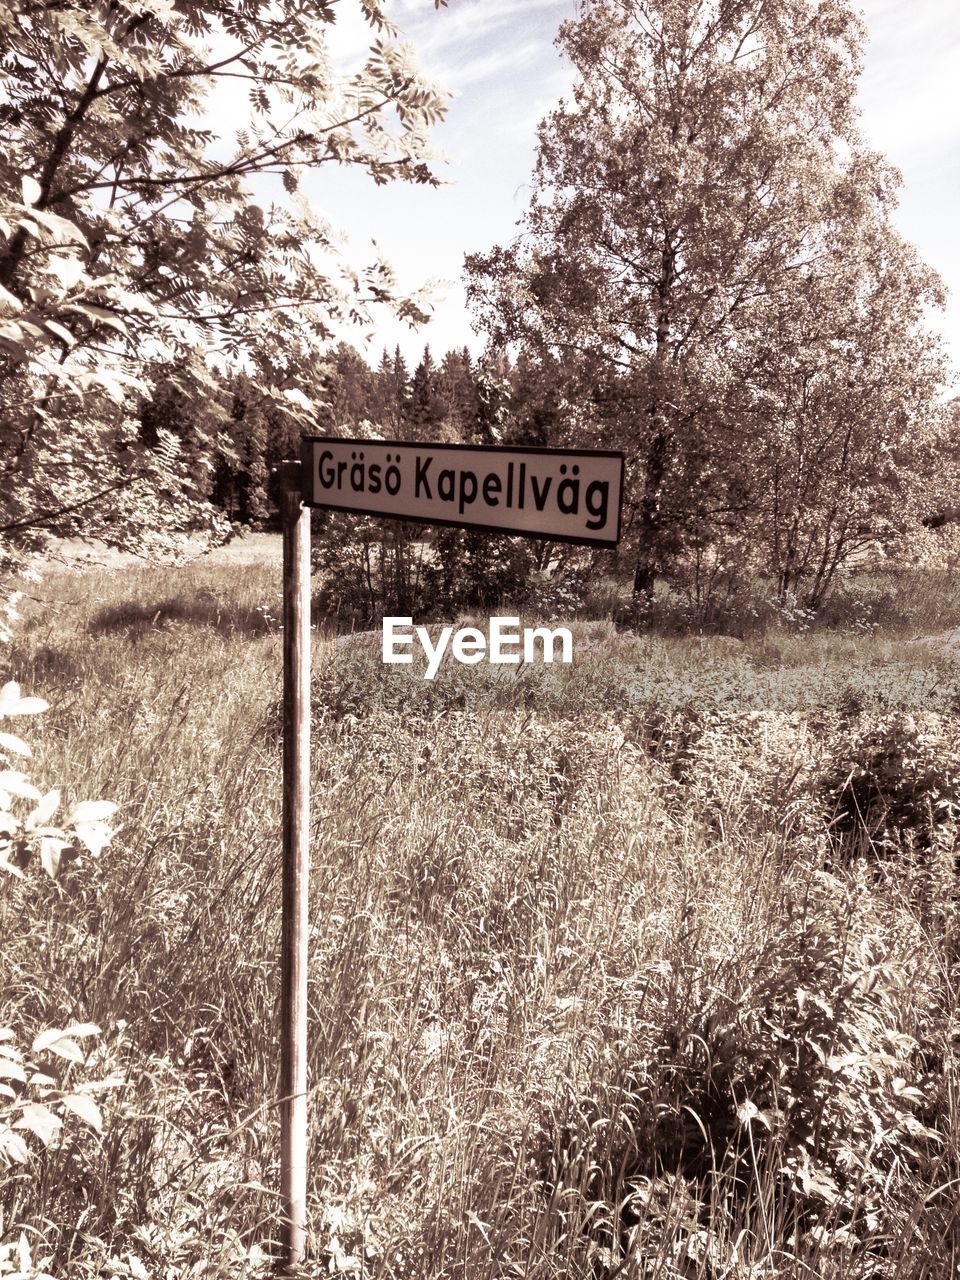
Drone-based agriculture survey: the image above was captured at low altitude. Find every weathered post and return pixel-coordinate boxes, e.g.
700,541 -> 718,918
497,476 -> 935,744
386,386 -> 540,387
279,460 -> 310,1269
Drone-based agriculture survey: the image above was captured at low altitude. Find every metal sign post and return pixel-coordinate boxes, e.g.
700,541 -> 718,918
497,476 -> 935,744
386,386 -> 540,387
279,461 -> 310,1270
274,439 -> 622,1268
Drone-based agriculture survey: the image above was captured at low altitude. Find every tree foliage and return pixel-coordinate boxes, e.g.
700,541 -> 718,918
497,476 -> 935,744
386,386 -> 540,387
307,343 -> 565,620
467,0 -> 948,602
0,0 -> 449,576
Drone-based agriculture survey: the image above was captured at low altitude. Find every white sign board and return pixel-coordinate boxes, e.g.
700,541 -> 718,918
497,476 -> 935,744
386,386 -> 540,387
302,437 -> 624,546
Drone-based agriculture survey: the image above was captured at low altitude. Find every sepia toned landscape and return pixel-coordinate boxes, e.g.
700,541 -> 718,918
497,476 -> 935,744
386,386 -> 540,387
5,545 -> 960,1277
3,0 -> 960,1277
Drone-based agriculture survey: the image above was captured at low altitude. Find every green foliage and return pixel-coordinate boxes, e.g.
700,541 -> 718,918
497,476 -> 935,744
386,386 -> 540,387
428,528 -> 536,613
467,0 -> 949,603
313,512 -> 437,624
0,1022 -> 106,1169
537,873 -> 943,1274
308,346 -> 570,620
1,676 -> 118,1276
0,680 -> 117,883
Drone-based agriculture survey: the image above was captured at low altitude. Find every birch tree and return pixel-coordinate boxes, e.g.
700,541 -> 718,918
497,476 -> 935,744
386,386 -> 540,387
467,0 -> 946,600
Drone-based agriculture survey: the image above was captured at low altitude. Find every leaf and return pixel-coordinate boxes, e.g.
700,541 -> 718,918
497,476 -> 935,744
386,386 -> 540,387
37,1036 -> 83,1062
27,789 -> 59,828
61,302 -> 126,333
0,731 -> 31,757
14,1102 -> 62,1145
40,836 -> 69,878
25,206 -> 88,246
57,1022 -> 100,1039
27,1071 -> 57,1088
126,1254 -> 151,1280
43,319 -> 76,347
735,1098 -> 771,1129
68,800 -> 118,824
0,1125 -> 31,1164
0,284 -> 23,314
32,1023 -> 100,1058
283,387 -> 314,411
111,287 -> 158,316
72,821 -> 113,856
48,257 -> 85,290
0,771 -> 42,802
0,682 -> 49,717
21,175 -> 41,206
0,1057 -> 26,1083
61,1093 -> 103,1132
0,847 -> 27,878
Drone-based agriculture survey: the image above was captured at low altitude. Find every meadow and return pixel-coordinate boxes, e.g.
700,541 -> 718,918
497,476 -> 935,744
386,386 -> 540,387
3,538 -> 960,1279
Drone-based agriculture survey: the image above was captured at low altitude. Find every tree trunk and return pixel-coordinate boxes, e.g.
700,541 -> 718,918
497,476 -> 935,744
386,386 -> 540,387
632,227 -> 676,601
633,561 -> 656,599
632,427 -> 669,601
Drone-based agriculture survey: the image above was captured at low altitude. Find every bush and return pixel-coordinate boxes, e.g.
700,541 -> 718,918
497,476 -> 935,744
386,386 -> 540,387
1,680 -> 119,1251
822,711 -> 960,859
429,528 -> 535,612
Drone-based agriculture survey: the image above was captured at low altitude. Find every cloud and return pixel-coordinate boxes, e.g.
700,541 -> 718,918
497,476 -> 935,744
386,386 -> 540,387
857,0 -> 960,147
394,0 -> 569,51
204,0 -> 959,375
854,0 -> 960,375
428,37 -> 544,88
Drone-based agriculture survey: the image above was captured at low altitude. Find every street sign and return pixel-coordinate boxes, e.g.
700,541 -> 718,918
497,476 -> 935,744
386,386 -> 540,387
302,437 -> 624,547
276,438 -> 623,1266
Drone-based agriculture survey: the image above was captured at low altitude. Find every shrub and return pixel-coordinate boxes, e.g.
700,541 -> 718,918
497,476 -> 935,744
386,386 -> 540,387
536,870 -> 943,1276
1,680 -> 119,1256
822,711 -> 960,859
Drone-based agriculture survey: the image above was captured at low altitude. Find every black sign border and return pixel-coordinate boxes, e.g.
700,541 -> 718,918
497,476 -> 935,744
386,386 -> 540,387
300,436 -> 625,549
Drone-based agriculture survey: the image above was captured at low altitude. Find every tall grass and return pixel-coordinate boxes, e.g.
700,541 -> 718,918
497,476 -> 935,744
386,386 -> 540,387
2,545 -> 960,1278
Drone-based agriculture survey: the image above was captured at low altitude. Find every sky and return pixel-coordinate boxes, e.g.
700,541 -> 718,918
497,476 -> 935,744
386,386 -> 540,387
300,0 -> 960,376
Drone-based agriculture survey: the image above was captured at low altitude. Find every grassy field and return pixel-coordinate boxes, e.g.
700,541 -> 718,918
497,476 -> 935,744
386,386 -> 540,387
3,540 -> 960,1279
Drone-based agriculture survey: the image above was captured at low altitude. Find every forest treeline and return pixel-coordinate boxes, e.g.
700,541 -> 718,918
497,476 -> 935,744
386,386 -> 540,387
149,341 -> 585,622
160,337 -> 960,625
182,343 -> 551,529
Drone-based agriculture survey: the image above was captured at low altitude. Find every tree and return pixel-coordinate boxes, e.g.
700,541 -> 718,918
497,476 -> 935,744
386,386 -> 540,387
0,0 -> 449,569
208,372 -> 272,526
920,399 -> 960,533
317,343 -> 381,432
504,350 -> 563,448
737,172 -> 947,604
407,345 -> 448,439
438,346 -> 479,438
0,182 -> 216,599
467,0 -> 946,600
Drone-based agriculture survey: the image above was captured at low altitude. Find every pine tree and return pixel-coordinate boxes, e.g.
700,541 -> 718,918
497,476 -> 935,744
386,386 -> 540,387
407,346 -> 447,441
